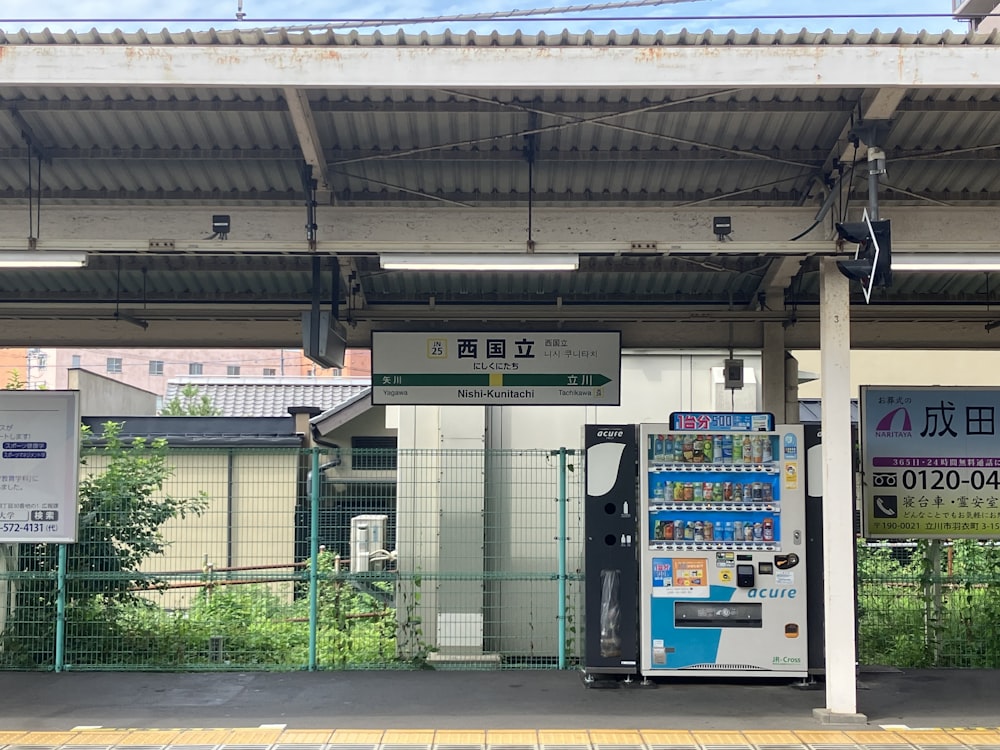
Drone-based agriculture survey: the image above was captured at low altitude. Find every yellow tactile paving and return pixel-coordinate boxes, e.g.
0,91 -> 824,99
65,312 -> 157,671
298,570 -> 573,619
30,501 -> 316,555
434,732 -> 487,745
893,732 -> 965,745
273,731 -> 334,745
845,734 -> 908,746
0,733 -> 28,745
117,732 -> 184,746
328,730 -> 385,745
793,732 -> 856,745
225,731 -> 284,746
741,732 -> 803,746
690,733 -> 753,747
381,731 -> 436,746
486,731 -> 538,746
639,731 -> 698,746
18,733 -> 82,746
944,732 -> 1000,745
587,731 -> 645,745
171,730 -> 233,746
63,733 -> 134,746
538,730 -> 591,746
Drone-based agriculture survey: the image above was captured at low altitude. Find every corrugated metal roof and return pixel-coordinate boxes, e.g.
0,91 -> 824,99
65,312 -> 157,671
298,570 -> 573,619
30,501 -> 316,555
2,27 -> 1000,348
1,27 -> 998,46
165,376 -> 371,417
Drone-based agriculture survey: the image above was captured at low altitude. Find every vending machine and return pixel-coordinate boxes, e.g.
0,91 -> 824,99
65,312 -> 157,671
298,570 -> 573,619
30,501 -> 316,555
583,425 -> 639,679
639,413 -> 808,678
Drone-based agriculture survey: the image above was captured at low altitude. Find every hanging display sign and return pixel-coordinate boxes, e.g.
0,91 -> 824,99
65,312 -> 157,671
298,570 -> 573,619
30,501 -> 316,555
0,391 -> 80,543
372,331 -> 621,405
861,386 -> 1000,539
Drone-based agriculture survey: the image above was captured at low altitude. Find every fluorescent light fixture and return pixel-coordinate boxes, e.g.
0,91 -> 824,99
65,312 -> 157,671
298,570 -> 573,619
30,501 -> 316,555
380,253 -> 579,271
893,254 -> 1000,272
0,251 -> 88,268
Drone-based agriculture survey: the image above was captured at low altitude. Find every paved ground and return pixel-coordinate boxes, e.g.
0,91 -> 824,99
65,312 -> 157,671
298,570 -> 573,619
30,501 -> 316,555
0,668 -> 998,735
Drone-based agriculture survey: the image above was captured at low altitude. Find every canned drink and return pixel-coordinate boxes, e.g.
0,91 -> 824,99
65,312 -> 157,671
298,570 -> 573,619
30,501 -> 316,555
683,482 -> 695,501
753,522 -> 763,541
662,520 -> 675,541
693,483 -> 704,502
684,521 -> 695,540
745,524 -> 755,542
762,517 -> 774,542
673,481 -> 685,501
733,520 -> 744,540
703,521 -> 714,541
703,482 -> 714,499
743,484 -> 753,502
693,520 -> 704,541
761,483 -> 773,502
712,483 -> 724,502
723,482 -> 733,502
752,482 -> 763,501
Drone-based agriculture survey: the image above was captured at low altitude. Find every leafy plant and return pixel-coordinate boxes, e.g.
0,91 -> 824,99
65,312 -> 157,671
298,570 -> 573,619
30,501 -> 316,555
1,421 -> 207,667
159,384 -> 221,416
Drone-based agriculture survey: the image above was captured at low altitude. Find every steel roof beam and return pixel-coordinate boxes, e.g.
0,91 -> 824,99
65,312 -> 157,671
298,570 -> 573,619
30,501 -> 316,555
283,87 -> 331,198
4,45 -> 1000,88
6,95 -> 1000,114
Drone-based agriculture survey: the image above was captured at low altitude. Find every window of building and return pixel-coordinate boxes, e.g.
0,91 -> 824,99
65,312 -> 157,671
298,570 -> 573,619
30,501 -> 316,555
227,365 -> 241,376
106,357 -> 122,374
189,362 -> 203,375
149,360 -> 164,376
351,436 -> 398,470
263,368 -> 277,377
71,354 -> 81,368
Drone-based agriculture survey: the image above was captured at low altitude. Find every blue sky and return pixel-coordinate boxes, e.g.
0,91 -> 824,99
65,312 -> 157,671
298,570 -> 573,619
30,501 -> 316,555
1,0 -> 970,34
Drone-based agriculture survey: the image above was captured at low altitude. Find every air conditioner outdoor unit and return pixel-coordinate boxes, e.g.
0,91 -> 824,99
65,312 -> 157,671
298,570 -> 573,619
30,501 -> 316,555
350,514 -> 388,573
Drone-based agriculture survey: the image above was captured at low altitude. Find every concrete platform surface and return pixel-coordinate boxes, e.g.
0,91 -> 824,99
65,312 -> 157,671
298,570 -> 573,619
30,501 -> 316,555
0,669 -> 996,733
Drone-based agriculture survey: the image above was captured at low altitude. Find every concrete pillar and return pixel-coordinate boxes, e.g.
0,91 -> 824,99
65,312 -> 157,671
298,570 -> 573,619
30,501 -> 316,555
784,352 -> 800,425
813,259 -> 866,725
761,322 -> 785,419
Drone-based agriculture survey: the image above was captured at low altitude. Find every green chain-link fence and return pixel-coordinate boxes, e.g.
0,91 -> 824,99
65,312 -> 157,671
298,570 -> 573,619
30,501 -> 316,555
4,438 -> 1000,671
0,444 -> 584,671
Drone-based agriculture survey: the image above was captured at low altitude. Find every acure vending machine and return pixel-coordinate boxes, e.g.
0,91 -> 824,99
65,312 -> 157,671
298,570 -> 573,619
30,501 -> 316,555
639,413 -> 808,678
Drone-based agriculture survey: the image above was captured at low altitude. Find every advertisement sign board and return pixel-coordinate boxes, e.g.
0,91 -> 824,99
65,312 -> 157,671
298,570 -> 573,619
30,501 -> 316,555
372,331 -> 621,405
861,386 -> 1000,538
0,391 -> 80,543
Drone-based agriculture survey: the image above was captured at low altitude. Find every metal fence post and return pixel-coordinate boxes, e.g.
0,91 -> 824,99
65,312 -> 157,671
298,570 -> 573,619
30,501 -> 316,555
55,543 -> 67,672
308,447 -> 320,671
558,447 -> 567,669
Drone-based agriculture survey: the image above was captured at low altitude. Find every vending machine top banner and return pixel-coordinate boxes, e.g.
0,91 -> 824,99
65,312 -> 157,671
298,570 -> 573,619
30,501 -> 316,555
670,412 -> 775,432
861,385 -> 1000,539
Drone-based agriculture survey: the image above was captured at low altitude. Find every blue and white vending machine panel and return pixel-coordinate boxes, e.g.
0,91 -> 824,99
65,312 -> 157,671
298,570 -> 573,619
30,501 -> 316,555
639,417 -> 808,677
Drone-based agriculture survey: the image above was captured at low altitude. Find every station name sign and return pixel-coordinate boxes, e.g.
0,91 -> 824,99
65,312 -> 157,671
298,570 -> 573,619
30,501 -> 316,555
372,331 -> 621,406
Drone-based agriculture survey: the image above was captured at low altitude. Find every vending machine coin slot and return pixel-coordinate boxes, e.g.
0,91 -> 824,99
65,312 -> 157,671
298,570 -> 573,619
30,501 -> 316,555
736,563 -> 755,588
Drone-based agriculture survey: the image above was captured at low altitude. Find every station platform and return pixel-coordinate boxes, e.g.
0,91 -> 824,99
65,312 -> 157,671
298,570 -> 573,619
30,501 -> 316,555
0,669 -> 997,745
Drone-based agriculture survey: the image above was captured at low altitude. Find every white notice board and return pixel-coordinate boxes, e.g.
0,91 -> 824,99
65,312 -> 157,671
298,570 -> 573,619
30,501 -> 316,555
0,391 -> 80,543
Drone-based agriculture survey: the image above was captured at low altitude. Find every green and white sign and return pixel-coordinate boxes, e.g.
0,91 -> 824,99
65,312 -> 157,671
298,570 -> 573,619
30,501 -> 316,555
861,385 -> 1000,539
372,331 -> 621,405
0,391 -> 80,543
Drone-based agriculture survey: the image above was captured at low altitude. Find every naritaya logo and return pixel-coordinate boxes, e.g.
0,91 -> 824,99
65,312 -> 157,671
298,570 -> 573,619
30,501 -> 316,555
875,407 -> 912,438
